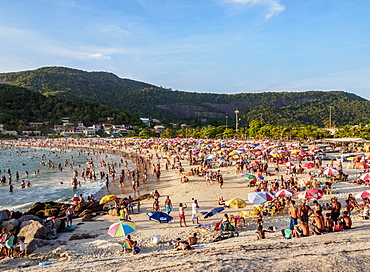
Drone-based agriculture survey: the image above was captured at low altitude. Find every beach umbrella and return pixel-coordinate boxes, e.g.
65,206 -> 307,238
107,220 -> 136,237
275,189 -> 293,198
303,162 -> 315,169
248,192 -> 273,205
322,167 -> 339,176
224,198 -> 247,209
359,173 -> 370,181
204,207 -> 225,218
355,191 -> 370,199
291,150 -> 299,154
306,188 -> 324,199
146,211 -> 173,223
245,174 -> 256,179
286,162 -> 295,167
271,153 -> 281,158
99,194 -> 117,204
297,191 -> 318,200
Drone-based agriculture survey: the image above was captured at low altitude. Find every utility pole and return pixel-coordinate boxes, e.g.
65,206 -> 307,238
226,116 -> 228,129
329,106 -> 333,128
235,108 -> 239,132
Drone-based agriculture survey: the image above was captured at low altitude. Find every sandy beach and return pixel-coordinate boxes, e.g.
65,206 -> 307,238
1,138 -> 370,272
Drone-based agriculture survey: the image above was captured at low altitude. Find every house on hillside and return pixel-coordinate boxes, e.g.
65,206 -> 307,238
83,128 -> 97,137
22,131 -> 42,137
92,124 -> 102,130
154,125 -> 166,132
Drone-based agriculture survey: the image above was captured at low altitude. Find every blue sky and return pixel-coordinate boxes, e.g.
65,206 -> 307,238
0,0 -> 369,99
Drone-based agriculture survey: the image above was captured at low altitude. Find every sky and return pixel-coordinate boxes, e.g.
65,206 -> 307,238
0,0 -> 370,99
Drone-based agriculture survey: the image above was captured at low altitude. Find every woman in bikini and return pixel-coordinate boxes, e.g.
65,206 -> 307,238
179,203 -> 187,227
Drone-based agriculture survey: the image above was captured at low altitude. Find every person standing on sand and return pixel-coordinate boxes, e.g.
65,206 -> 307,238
191,199 -> 200,225
179,203 -> 187,227
288,200 -> 299,230
66,205 -> 75,226
165,196 -> 173,214
330,198 -> 342,224
299,200 -> 312,224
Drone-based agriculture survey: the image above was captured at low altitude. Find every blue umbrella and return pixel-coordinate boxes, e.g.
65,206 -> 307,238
146,211 -> 173,223
204,207 -> 225,219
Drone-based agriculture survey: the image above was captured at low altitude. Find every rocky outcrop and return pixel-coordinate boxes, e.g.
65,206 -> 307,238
0,210 -> 10,224
0,218 -> 19,232
18,220 -> 47,243
69,233 -> 98,240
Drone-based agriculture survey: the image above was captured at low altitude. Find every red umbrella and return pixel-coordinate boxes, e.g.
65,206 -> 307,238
322,167 -> 339,176
303,162 -> 315,169
359,173 -> 370,181
286,162 -> 295,167
355,191 -> 370,199
307,188 -> 324,199
275,189 -> 294,198
297,191 -> 318,200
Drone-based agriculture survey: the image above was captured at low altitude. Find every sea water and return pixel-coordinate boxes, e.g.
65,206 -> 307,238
0,147 -> 129,212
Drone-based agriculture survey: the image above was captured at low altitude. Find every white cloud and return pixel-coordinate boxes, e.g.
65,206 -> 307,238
86,53 -> 111,60
224,0 -> 285,19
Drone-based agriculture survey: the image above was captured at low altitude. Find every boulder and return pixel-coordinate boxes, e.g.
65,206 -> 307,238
9,211 -> 22,220
108,208 -> 119,216
86,202 -> 104,212
18,214 -> 41,224
0,218 -> 19,232
0,210 -> 10,224
74,202 -> 90,212
18,220 -> 47,243
26,238 -> 50,253
81,215 -> 95,222
79,209 -> 93,217
53,218 -> 61,232
43,208 -> 60,218
69,233 -> 98,240
24,202 -> 45,215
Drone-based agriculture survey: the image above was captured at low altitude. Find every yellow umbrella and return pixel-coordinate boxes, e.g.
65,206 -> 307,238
225,198 -> 247,209
271,153 -> 281,158
291,150 -> 299,154
99,194 -> 117,204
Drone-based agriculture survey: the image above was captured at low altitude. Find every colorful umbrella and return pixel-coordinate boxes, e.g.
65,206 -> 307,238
359,173 -> 370,181
107,220 -> 136,237
224,198 -> 247,209
245,174 -> 256,179
248,192 -> 274,205
275,189 -> 293,198
355,191 -> 370,199
99,194 -> 117,204
303,162 -> 315,169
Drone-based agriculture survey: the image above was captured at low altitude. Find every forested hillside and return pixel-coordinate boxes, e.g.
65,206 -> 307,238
0,84 -> 143,130
0,66 -> 368,127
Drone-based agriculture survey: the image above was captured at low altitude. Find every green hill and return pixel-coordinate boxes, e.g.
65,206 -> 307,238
0,66 -> 368,127
0,84 -> 143,131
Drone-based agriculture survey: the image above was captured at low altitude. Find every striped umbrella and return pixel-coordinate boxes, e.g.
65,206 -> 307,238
322,167 -> 339,176
360,173 -> 370,181
107,220 -> 136,237
275,189 -> 294,198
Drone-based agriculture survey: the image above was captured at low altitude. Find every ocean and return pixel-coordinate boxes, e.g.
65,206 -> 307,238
0,146 -> 131,212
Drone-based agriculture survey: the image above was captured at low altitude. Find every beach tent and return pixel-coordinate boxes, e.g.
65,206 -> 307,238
224,198 -> 247,209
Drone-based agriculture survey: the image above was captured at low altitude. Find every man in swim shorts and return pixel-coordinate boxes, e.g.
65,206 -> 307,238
165,196 -> 173,214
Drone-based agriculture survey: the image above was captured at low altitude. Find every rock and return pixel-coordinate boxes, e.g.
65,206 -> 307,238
53,218 -> 61,232
35,211 -> 45,219
26,238 -> 50,253
18,214 -> 42,224
81,215 -> 95,222
69,233 -> 98,240
24,202 -> 45,215
86,202 -> 104,212
43,208 -> 60,217
9,211 -> 22,219
79,209 -> 93,217
74,202 -> 90,212
0,218 -> 19,232
44,220 -> 58,240
108,208 -> 119,216
0,210 -> 10,224
18,220 -> 47,243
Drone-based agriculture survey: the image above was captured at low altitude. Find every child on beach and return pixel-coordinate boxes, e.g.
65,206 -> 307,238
17,237 -> 27,258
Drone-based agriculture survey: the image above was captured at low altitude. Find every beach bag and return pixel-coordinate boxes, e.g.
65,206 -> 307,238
334,224 -> 343,231
134,247 -> 141,254
283,229 -> 292,239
